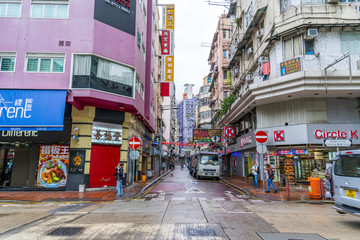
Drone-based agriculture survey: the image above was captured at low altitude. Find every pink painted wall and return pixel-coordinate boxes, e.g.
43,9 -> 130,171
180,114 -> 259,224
0,0 -> 156,131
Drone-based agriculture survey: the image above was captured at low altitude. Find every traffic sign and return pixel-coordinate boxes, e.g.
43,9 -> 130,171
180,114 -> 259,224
130,150 -> 140,160
256,144 -> 267,154
129,137 -> 141,149
224,126 -> 235,137
255,131 -> 268,143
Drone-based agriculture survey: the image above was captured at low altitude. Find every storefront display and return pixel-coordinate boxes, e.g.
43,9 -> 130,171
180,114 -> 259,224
36,145 -> 69,188
283,158 -> 295,183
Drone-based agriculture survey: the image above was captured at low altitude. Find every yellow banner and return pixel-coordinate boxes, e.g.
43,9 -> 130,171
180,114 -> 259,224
165,56 -> 174,82
166,5 -> 175,30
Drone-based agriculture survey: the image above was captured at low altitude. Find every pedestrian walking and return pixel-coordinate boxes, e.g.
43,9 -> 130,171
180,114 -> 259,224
265,164 -> 278,193
251,162 -> 259,188
161,162 -> 166,173
114,163 -> 124,198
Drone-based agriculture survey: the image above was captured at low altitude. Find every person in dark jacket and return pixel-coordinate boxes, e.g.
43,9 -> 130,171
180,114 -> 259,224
115,163 -> 124,198
265,164 -> 278,193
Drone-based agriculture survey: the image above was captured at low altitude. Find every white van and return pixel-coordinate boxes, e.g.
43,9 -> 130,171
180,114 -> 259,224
191,152 -> 220,179
332,150 -> 360,216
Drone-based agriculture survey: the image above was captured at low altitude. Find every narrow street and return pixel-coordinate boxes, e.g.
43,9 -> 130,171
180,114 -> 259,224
0,166 -> 359,239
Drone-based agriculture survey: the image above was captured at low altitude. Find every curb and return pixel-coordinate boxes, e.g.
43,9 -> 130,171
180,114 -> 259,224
220,178 -> 334,204
124,171 -> 170,200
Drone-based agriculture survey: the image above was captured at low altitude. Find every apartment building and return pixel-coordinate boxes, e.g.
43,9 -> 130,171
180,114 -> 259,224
208,14 -> 231,126
220,0 -> 360,185
0,0 -> 159,190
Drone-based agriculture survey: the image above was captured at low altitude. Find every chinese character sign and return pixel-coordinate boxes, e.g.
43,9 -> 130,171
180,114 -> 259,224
92,126 -> 123,145
161,30 -> 170,55
0,90 -> 67,131
165,56 -> 174,82
37,145 -> 69,188
163,5 -> 175,30
280,57 -> 301,76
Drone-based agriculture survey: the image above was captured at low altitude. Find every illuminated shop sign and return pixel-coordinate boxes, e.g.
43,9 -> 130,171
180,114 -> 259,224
314,129 -> 358,139
92,126 -> 123,145
94,0 -> 136,35
277,149 -> 308,155
0,90 -> 66,131
240,136 -> 252,146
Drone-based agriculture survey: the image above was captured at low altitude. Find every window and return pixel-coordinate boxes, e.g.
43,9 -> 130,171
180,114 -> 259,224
0,52 -> 15,72
31,0 -> 69,19
340,32 -> 360,55
0,0 -> 21,18
283,35 -> 303,60
135,74 -> 140,93
72,55 -> 134,97
26,53 -> 65,73
140,82 -> 144,99
223,30 -> 226,38
223,50 -> 227,58
137,29 -> 141,48
141,43 -> 146,60
305,39 -> 314,55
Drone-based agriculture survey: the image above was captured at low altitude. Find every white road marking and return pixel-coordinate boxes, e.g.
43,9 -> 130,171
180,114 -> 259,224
171,197 -> 186,201
212,198 -> 225,201
185,187 -> 205,194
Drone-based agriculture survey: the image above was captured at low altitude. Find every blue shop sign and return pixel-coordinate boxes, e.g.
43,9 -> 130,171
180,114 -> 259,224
0,90 -> 67,131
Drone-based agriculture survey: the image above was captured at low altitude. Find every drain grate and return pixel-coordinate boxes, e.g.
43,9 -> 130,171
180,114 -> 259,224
48,227 -> 84,236
257,233 -> 327,240
187,227 -> 216,237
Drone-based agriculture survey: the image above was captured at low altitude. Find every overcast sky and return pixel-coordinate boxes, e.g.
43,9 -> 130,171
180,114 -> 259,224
157,0 -> 228,101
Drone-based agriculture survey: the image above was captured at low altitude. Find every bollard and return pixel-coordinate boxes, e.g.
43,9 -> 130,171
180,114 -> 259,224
320,179 -> 325,200
286,178 -> 290,201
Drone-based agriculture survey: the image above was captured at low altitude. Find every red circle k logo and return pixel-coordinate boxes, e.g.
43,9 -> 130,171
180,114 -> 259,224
274,130 -> 285,141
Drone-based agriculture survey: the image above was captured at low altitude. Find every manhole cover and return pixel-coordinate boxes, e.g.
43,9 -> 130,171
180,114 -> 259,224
188,227 -> 216,237
258,233 -> 327,240
48,227 -> 84,236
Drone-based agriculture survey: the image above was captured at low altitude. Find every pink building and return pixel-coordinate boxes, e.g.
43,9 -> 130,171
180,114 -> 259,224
0,0 -> 158,190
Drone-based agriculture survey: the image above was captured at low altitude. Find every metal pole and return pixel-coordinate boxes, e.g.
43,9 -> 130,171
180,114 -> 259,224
261,144 -> 265,191
132,150 -> 135,192
159,107 -> 163,176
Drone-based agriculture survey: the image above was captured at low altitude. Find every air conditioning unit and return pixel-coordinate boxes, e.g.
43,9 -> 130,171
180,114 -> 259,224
245,74 -> 253,81
240,121 -> 245,131
326,0 -> 339,3
305,29 -> 318,39
233,67 -> 240,77
247,47 -> 253,55
258,56 -> 269,64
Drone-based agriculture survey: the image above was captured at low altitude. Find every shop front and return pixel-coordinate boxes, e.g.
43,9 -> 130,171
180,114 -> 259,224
88,121 -> 123,188
262,124 -> 360,185
0,90 -> 69,190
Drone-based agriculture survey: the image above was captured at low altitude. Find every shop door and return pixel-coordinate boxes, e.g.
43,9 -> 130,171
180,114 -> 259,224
10,148 -> 31,188
89,144 -> 120,188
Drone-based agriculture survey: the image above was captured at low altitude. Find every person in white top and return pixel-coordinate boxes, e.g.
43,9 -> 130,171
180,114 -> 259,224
251,162 -> 259,188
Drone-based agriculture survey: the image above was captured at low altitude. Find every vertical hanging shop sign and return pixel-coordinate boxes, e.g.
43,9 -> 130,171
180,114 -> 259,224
161,30 -> 175,56
165,56 -> 174,82
162,5 -> 175,30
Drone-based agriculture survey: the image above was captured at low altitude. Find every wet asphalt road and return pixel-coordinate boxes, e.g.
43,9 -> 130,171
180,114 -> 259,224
0,166 -> 359,239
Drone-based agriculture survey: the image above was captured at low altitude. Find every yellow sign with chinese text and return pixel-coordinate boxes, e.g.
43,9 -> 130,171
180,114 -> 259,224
165,56 -> 174,82
166,5 -> 175,30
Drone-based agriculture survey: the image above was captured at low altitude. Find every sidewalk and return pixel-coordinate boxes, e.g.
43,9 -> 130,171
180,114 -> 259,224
0,173 -> 165,203
220,176 -> 334,203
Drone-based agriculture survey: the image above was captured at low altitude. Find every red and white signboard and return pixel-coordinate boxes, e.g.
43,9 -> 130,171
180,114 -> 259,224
224,126 -> 235,137
129,137 -> 141,149
255,131 -> 268,144
274,130 -> 285,141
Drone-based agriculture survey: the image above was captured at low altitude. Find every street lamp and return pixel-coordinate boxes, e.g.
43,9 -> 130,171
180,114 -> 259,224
159,105 -> 179,176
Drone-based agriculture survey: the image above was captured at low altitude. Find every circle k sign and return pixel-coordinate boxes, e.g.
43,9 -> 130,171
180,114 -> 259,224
224,126 -> 235,137
255,131 -> 268,144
